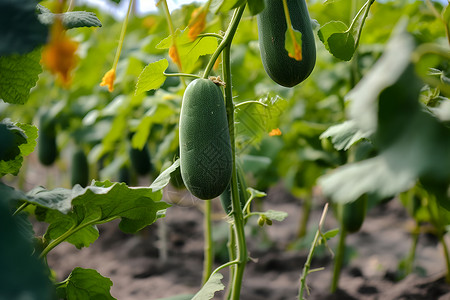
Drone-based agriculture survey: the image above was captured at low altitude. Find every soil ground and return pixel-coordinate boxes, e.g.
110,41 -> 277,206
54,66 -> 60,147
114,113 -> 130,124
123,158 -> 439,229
35,180 -> 450,300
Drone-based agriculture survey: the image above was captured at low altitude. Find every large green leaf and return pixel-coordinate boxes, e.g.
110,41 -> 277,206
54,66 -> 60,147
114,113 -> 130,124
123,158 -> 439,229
319,26 -> 450,205
0,0 -> 48,55
37,5 -> 102,29
0,48 -> 42,105
5,181 -> 169,249
135,59 -> 169,95
320,120 -> 371,151
56,268 -> 114,300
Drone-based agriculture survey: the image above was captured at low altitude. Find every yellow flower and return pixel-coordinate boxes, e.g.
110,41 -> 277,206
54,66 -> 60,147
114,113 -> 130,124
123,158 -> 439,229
41,20 -> 78,87
269,128 -> 282,136
169,43 -> 182,69
100,69 -> 116,92
188,8 -> 207,41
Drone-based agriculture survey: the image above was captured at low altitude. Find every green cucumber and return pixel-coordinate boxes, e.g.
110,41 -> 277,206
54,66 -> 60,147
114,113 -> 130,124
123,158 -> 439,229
257,0 -> 316,87
220,165 -> 248,214
38,114 -> 57,166
71,147 -> 89,187
179,78 -> 232,200
129,144 -> 152,176
337,195 -> 367,234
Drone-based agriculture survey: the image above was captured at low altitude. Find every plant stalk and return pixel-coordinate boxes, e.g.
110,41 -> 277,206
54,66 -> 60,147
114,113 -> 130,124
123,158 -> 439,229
202,200 -> 214,284
331,226 -> 347,293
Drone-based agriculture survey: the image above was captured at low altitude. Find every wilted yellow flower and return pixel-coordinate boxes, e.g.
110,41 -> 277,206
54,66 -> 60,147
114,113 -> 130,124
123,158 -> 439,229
100,69 -> 116,92
269,128 -> 282,136
169,43 -> 182,69
188,8 -> 207,40
41,20 -> 78,86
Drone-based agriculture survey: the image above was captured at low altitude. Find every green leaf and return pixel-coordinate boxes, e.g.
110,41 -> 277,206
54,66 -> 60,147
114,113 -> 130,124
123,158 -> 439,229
158,295 -> 195,300
235,95 -> 288,150
56,268 -> 115,300
322,228 -> 339,240
0,197 -> 54,300
319,26 -> 450,204
247,0 -> 265,15
320,120 -> 371,151
318,21 -> 349,53
37,5 -> 102,29
192,272 -> 225,300
0,120 -> 38,177
9,181 -> 169,249
0,48 -> 43,104
0,0 -> 48,55
260,209 -> 288,222
150,159 -> 180,192
156,29 -> 218,73
135,59 -> 169,95
284,28 -> 302,61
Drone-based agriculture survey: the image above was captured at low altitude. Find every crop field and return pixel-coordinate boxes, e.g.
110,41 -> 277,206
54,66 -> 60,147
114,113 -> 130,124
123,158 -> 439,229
1,0 -> 450,299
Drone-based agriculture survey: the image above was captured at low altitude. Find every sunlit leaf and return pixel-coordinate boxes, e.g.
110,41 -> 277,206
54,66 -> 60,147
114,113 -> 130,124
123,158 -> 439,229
247,0 -> 265,15
135,59 -> 169,95
211,0 -> 246,14
285,28 -> 302,61
150,159 -> 180,192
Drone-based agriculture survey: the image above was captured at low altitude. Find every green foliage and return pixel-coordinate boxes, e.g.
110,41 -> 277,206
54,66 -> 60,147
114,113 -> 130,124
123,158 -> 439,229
56,268 -> 114,300
135,59 -> 169,95
0,120 -> 37,176
0,48 -> 42,105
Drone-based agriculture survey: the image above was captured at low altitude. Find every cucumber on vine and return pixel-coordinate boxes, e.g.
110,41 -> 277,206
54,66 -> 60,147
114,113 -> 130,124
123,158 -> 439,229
257,0 -> 316,87
38,114 -> 58,166
129,143 -> 152,176
179,78 -> 233,200
71,147 -> 89,187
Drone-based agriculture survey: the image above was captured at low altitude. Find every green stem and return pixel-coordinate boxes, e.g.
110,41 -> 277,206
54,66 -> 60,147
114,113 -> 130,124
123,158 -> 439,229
405,223 -> 420,276
112,0 -> 133,70
225,224 -> 237,300
220,5 -> 247,300
297,196 -> 312,239
13,202 -> 30,216
298,203 -> 329,299
202,200 -> 214,285
163,72 -> 201,79
331,226 -> 347,293
234,100 -> 268,108
439,233 -> 450,282
202,5 -> 246,79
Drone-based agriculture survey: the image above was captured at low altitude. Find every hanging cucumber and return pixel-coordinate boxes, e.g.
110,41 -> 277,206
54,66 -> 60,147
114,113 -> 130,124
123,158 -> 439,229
179,78 -> 232,200
337,195 -> 368,233
38,114 -> 58,166
129,143 -> 152,176
71,147 -> 89,187
257,0 -> 316,87
220,165 -> 248,214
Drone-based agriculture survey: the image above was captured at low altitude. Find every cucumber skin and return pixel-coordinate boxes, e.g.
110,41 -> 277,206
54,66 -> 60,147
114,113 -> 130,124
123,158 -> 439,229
338,195 -> 367,234
38,115 -> 57,166
257,0 -> 316,87
220,166 -> 248,214
71,148 -> 89,187
129,144 -> 152,176
179,79 -> 232,200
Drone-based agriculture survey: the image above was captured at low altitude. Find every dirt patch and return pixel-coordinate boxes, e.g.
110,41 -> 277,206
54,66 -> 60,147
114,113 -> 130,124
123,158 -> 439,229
41,182 -> 450,300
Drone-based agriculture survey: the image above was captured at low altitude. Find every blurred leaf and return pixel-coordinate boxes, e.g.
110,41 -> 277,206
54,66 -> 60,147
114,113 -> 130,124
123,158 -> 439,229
319,27 -> 450,204
247,0 -> 265,15
135,59 -> 169,95
156,29 -> 218,73
158,295 -> 195,300
0,198 -> 54,300
322,228 -> 339,240
260,209 -> 288,222
0,48 -> 42,104
150,159 -> 180,192
192,272 -> 225,300
0,0 -> 48,55
320,120 -> 371,151
37,5 -> 102,29
0,120 -> 38,177
56,268 -> 114,300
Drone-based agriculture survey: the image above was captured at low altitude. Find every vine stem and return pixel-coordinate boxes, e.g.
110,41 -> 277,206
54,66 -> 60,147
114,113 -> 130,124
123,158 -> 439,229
112,0 -> 133,71
217,5 -> 247,300
298,203 -> 329,299
331,224 -> 347,293
202,200 -> 214,285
